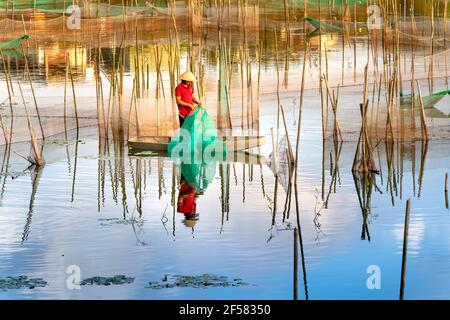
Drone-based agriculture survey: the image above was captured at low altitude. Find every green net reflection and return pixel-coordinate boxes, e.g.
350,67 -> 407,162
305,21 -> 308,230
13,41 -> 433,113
179,162 -> 217,192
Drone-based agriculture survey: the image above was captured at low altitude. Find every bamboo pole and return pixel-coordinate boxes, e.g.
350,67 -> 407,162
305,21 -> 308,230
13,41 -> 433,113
320,76 -> 325,140
1,50 -> 14,117
21,44 -> 44,140
0,108 -> 7,146
67,52 -> 80,133
127,79 -> 136,140
17,81 -> 44,166
274,28 -> 281,143
64,54 -> 68,139
416,81 -> 428,140
322,76 -> 343,142
444,0 -> 448,88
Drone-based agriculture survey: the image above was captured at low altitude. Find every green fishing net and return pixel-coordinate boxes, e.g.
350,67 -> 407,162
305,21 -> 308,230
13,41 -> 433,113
0,35 -> 29,50
179,162 -> 217,192
400,90 -> 450,109
168,106 -> 227,179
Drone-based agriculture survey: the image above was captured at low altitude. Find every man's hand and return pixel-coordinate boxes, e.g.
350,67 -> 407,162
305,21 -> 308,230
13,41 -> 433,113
187,104 -> 197,116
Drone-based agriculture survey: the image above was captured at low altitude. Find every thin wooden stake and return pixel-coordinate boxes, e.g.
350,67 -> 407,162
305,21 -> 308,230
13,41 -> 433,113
67,53 -> 80,133
17,81 -> 44,166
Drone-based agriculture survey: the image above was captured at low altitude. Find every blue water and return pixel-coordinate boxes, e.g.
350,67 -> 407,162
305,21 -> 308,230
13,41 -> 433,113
0,96 -> 449,299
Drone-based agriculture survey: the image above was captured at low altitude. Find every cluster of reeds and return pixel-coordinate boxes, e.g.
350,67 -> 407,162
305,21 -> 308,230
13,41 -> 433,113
353,65 -> 377,173
0,33 -> 45,165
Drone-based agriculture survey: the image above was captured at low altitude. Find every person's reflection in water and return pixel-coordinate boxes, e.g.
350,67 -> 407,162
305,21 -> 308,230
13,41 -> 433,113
177,174 -> 200,231
176,161 -> 216,231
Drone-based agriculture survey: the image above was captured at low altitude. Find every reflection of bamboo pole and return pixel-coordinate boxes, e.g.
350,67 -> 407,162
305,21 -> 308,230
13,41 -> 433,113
445,173 -> 448,209
294,44 -> 309,183
21,165 -> 43,243
321,139 -> 325,200
385,140 -> 396,206
352,172 -> 373,241
71,139 -> 79,203
280,105 -> 294,164
399,199 -> 411,300
271,176 -> 279,226
324,140 -> 343,208
293,183 -> 309,300
418,140 -> 428,198
0,144 -> 12,199
282,173 -> 292,221
444,0 -> 448,88
294,227 -> 298,301
270,127 -> 278,176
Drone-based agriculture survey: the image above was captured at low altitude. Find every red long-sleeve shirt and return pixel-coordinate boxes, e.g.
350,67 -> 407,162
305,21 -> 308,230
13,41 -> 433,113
175,83 -> 198,117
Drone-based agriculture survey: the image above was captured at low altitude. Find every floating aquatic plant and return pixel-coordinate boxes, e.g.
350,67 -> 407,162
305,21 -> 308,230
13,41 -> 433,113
146,274 -> 249,289
0,276 -> 47,290
48,140 -> 70,146
79,275 -> 134,286
98,218 -> 144,227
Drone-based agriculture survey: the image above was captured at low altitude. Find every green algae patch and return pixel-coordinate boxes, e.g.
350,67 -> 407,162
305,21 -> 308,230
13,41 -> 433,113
47,140 -> 70,146
98,218 -> 144,227
0,276 -> 48,290
80,275 -> 134,286
146,274 -> 249,289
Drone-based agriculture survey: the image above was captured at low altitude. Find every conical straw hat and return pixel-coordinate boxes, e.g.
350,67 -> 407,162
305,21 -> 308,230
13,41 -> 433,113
180,70 -> 197,82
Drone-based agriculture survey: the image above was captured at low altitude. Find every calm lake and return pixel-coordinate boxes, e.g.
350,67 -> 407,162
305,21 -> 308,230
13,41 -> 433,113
0,1 -> 449,300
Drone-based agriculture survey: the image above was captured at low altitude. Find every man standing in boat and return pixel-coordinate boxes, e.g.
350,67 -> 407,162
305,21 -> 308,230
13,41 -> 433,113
175,71 -> 202,127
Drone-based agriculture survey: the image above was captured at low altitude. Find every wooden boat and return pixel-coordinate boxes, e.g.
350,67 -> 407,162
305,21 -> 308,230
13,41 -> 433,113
129,149 -> 265,165
128,135 -> 265,153
400,90 -> 450,109
128,136 -> 170,152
